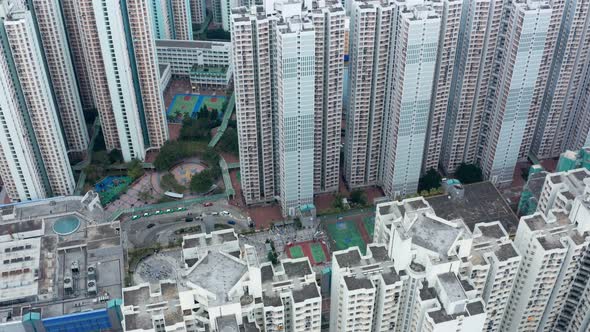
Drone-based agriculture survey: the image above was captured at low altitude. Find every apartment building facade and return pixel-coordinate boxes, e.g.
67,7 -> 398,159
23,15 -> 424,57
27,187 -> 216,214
232,0 -> 345,215
29,0 -> 89,154
78,0 -> 168,162
529,0 -> 590,159
442,0 -> 504,174
480,0 -> 552,185
0,5 -> 75,199
380,2 -> 441,198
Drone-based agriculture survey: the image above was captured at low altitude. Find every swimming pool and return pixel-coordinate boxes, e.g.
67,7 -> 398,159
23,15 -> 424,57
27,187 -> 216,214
53,216 -> 81,236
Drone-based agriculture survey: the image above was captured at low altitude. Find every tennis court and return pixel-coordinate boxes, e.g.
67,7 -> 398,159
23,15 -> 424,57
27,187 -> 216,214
289,246 -> 305,259
285,241 -> 330,265
326,216 -> 375,254
326,219 -> 367,254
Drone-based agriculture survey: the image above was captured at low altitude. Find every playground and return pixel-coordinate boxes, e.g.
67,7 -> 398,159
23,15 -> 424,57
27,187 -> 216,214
167,94 -> 226,119
94,176 -> 133,205
325,215 -> 375,255
170,162 -> 206,187
285,240 -> 330,266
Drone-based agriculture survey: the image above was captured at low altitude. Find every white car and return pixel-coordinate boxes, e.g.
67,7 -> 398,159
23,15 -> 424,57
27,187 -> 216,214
221,211 -> 229,216
211,212 -> 219,216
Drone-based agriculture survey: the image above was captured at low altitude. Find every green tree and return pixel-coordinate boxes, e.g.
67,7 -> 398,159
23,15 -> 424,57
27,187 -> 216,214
190,170 -> 214,192
108,149 -> 124,164
455,163 -> 483,184
138,190 -> 151,202
92,150 -> 110,167
332,193 -> 344,210
217,127 -> 239,155
350,190 -> 367,206
126,159 -> 145,180
418,168 -> 442,192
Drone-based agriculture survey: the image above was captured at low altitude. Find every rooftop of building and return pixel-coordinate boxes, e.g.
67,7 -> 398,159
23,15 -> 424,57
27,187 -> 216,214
191,64 -> 229,75
260,257 -> 320,308
0,209 -> 123,322
523,211 -> 587,250
344,275 -> 374,291
470,222 -> 519,265
155,39 -> 230,49
123,281 -> 182,331
217,315 -> 239,332
547,168 -> 590,201
184,250 -> 248,306
427,181 -> 519,234
182,229 -> 238,249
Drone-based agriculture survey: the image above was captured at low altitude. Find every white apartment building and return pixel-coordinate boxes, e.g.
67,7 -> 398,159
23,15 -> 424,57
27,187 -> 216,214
92,0 -> 169,161
529,0 -> 590,160
122,229 -> 321,332
329,245 -> 408,332
30,0 -> 89,154
0,4 -> 47,202
537,168 -> 590,216
155,39 -> 232,77
352,197 -> 487,331
73,0 -> 121,151
380,2 -> 441,198
461,222 -> 521,332
231,0 -> 344,215
480,0 -> 552,185
502,209 -> 590,331
344,0 -> 393,188
275,8 -> 316,215
1,6 -> 75,198
442,0 -> 505,174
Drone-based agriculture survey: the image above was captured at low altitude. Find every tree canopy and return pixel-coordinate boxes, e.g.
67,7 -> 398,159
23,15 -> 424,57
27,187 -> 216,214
455,163 -> 483,184
418,168 -> 442,192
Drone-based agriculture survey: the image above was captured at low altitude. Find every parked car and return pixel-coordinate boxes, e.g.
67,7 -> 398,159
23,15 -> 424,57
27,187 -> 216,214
211,212 -> 219,216
203,202 -> 213,207
227,220 -> 236,225
132,215 -> 140,220
221,211 -> 230,216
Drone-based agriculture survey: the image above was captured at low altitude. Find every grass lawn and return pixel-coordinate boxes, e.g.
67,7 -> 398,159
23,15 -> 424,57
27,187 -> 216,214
289,246 -> 305,259
169,95 -> 198,117
310,243 -> 327,263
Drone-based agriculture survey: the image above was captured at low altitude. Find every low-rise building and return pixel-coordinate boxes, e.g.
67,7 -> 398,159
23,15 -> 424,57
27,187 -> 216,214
0,193 -> 124,332
155,39 -> 232,79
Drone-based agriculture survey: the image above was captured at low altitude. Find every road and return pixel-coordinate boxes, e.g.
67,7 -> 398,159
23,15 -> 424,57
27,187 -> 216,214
121,200 -> 250,248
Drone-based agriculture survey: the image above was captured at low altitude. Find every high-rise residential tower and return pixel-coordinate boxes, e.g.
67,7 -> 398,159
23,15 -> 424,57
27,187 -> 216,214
312,6 -> 345,193
74,0 -> 120,151
61,0 -> 95,110
170,0 -> 193,40
76,0 -> 168,161
480,0 -> 552,185
422,0 -> 462,173
529,0 -> 590,160
150,0 -> 173,39
232,0 -> 345,215
28,0 -> 89,154
190,0 -> 206,24
0,3 -> 75,200
380,1 -> 441,198
442,0 -> 505,174
343,0 -> 393,189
